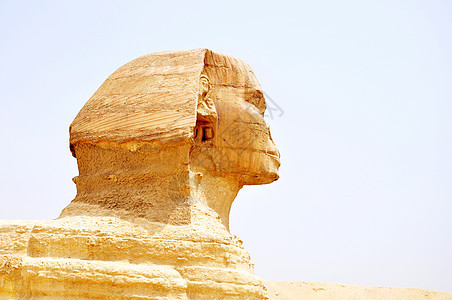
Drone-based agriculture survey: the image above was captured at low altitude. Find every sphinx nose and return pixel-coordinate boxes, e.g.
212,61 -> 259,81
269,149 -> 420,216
266,123 -> 280,158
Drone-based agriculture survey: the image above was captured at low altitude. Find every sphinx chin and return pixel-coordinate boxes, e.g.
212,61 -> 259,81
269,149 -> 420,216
243,170 -> 280,185
235,154 -> 281,186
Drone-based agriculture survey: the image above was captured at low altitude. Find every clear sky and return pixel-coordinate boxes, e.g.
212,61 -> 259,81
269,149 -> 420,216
0,0 -> 451,293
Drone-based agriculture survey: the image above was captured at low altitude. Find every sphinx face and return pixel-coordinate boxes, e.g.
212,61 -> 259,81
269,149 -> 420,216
214,84 -> 280,184
192,76 -> 280,185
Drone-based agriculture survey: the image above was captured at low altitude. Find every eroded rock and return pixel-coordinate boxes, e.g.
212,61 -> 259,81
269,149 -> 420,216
0,49 -> 279,299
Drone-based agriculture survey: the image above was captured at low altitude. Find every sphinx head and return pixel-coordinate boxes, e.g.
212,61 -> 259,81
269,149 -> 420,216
70,49 -> 279,185
66,49 -> 279,226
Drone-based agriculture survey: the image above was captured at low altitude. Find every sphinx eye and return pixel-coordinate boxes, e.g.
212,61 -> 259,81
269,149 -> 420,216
248,96 -> 260,108
247,90 -> 266,114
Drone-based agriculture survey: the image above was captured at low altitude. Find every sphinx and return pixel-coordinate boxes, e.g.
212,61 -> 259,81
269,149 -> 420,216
0,49 -> 280,299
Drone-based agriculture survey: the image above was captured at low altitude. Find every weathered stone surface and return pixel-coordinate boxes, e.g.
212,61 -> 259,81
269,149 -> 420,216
1,49 -> 449,299
0,49 -> 279,299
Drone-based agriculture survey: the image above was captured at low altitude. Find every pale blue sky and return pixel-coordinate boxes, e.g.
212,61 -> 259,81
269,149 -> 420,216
0,0 -> 451,292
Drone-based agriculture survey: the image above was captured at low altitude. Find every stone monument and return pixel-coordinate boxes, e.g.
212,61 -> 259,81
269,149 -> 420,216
0,49 -> 279,299
1,49 -> 451,300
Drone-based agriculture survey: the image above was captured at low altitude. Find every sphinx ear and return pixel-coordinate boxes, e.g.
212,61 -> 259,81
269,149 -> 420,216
195,75 -> 216,142
199,75 -> 210,98
197,75 -> 216,120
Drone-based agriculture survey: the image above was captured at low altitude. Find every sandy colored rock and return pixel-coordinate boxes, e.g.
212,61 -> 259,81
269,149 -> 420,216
1,49 -> 449,299
0,49 -> 279,299
265,281 -> 452,300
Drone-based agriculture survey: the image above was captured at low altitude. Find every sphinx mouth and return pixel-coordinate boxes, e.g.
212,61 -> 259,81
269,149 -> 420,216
216,146 -> 281,163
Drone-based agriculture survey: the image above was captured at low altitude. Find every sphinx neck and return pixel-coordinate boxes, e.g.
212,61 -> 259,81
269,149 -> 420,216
60,141 -> 242,231
189,172 -> 243,231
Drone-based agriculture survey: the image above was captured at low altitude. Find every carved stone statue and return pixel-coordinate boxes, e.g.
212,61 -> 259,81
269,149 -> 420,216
0,49 -> 280,299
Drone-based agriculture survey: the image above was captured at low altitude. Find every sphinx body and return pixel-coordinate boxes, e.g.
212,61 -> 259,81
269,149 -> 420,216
0,49 -> 279,299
